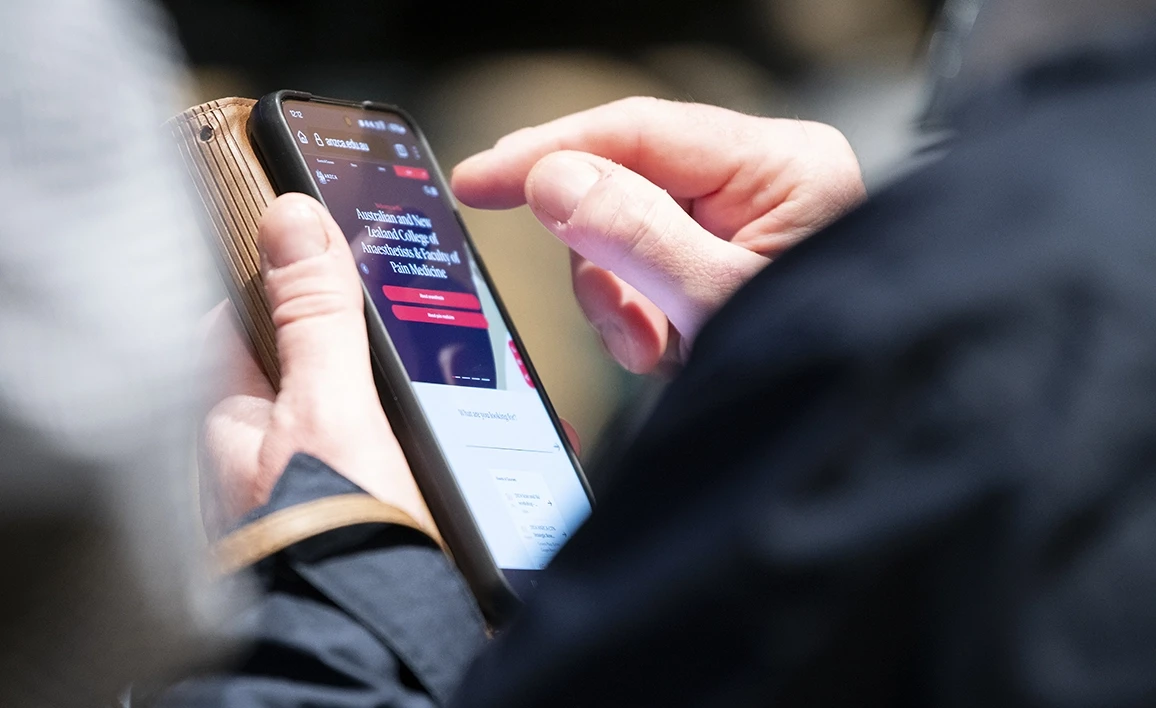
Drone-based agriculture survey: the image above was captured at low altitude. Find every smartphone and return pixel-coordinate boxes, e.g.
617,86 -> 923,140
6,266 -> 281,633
249,91 -> 594,623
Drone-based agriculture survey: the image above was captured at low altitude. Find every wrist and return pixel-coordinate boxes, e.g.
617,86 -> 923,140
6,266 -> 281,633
213,493 -> 445,576
217,453 -> 446,573
307,440 -> 440,545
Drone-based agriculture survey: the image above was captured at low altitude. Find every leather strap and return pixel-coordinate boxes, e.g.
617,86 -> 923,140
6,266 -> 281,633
213,494 -> 446,576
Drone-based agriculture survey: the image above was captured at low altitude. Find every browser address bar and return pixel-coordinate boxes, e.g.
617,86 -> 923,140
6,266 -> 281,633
298,129 -> 370,153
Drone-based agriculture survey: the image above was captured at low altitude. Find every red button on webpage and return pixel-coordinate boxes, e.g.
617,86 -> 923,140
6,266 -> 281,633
393,165 -> 430,180
382,285 -> 481,311
392,304 -> 488,329
508,339 -> 535,389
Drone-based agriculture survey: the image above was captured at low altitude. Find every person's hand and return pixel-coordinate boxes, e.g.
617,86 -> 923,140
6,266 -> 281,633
452,97 -> 865,374
199,194 -> 434,533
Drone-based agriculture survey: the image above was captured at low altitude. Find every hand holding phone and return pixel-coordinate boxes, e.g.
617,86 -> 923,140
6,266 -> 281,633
201,195 -> 437,541
248,92 -> 594,624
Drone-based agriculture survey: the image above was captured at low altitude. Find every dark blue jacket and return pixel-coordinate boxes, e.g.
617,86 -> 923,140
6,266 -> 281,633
160,33 -> 1156,708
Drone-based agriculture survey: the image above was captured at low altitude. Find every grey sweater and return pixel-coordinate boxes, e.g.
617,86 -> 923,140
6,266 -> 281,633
0,1 -> 222,706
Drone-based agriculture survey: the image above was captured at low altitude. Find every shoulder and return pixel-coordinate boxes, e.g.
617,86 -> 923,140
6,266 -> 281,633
628,64 -> 1156,511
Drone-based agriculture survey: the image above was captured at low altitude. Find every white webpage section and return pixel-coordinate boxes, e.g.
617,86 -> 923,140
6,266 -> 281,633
412,382 -> 592,570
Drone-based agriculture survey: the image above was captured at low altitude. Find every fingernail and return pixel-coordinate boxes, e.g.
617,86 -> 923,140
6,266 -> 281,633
532,156 -> 602,224
598,320 -> 634,371
262,200 -> 329,269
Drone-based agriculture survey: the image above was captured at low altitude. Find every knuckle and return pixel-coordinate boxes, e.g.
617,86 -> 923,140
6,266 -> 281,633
607,96 -> 672,149
270,291 -> 352,329
805,122 -> 860,170
267,273 -> 360,329
200,402 -> 229,451
610,95 -> 667,115
606,97 -> 658,156
586,171 -> 667,262
494,126 -> 537,149
623,189 -> 667,256
786,120 -> 865,204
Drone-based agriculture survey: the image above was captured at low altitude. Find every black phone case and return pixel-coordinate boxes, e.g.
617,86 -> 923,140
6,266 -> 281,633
249,90 -> 593,624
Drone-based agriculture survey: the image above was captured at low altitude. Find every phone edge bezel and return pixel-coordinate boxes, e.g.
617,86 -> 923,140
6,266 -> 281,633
248,89 -> 594,625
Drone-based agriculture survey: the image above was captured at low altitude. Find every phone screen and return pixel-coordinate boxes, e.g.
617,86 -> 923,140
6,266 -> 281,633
282,100 -> 591,583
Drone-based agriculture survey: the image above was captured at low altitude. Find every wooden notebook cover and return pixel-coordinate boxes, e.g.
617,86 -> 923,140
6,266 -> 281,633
168,97 -> 281,388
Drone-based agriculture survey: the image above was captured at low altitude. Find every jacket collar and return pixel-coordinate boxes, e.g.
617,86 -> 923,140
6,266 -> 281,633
924,0 -> 1156,131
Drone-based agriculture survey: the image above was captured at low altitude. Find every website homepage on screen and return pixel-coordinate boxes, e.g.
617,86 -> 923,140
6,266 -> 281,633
283,100 -> 591,572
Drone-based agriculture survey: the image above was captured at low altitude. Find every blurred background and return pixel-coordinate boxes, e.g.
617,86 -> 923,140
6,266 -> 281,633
162,0 -> 946,486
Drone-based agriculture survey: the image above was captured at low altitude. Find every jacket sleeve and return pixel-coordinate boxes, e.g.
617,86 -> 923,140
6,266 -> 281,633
157,453 -> 487,708
450,117 -> 1156,707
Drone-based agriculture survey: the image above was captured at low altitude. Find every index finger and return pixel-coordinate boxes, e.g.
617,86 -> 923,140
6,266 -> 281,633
451,97 -> 809,209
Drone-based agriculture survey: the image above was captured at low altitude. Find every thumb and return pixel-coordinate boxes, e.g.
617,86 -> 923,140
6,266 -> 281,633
525,151 -> 768,340
258,193 -> 375,406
